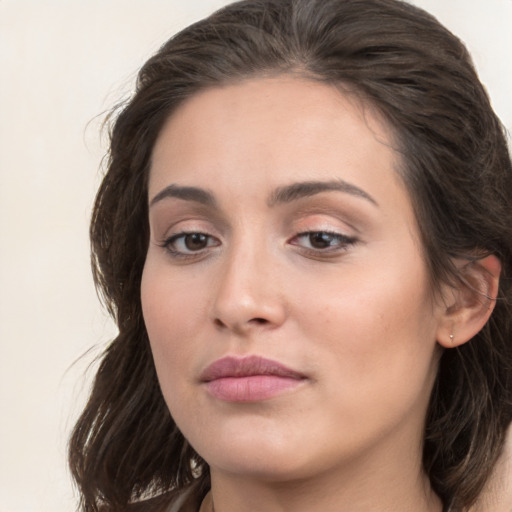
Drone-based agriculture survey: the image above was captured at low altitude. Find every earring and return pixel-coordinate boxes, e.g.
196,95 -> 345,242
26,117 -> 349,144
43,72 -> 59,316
449,333 -> 454,344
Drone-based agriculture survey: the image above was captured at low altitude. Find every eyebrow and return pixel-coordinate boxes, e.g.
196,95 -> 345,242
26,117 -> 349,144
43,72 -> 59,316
149,179 -> 378,209
149,184 -> 217,208
267,179 -> 378,207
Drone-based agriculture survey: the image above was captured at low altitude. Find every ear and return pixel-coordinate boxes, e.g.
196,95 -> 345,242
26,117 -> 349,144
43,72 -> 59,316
436,255 -> 501,348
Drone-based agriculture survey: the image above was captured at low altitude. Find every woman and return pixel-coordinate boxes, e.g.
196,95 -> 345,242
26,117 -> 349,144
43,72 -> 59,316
69,0 -> 512,511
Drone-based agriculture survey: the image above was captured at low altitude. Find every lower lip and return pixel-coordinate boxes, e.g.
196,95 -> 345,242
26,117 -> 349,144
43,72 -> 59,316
205,375 -> 304,402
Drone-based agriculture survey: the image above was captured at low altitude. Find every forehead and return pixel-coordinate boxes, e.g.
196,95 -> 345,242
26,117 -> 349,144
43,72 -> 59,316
149,76 -> 405,207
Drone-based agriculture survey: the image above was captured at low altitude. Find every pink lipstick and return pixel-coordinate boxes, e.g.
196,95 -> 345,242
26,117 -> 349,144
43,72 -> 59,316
200,355 -> 306,402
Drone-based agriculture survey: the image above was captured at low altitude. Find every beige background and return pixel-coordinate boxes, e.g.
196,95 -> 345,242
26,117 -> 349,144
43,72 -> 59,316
0,1 -> 511,511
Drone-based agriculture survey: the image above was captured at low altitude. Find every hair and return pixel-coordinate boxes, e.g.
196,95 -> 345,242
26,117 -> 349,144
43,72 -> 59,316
69,0 -> 512,511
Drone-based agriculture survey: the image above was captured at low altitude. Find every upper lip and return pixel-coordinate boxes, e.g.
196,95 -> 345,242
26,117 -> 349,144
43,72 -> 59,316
200,355 -> 305,382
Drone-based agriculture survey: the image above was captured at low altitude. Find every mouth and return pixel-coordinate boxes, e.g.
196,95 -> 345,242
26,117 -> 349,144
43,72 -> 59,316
200,355 -> 307,402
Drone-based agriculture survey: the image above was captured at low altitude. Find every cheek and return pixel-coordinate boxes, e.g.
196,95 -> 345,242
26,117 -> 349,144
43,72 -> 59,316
299,252 -> 439,407
140,260 -> 208,390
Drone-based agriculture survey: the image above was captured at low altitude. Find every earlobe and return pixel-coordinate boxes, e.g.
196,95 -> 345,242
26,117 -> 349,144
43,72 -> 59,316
437,254 -> 501,348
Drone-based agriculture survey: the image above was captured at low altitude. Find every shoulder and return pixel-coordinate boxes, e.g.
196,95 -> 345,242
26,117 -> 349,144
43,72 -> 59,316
471,424 -> 512,511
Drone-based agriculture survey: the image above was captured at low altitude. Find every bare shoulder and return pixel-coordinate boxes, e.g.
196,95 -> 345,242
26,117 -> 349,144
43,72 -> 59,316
471,424 -> 512,512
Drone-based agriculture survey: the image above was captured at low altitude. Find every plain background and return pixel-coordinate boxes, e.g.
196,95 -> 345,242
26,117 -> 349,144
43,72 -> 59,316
0,1 -> 511,511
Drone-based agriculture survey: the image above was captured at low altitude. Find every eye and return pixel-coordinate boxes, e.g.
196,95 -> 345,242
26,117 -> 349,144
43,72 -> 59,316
290,231 -> 357,252
162,231 -> 220,257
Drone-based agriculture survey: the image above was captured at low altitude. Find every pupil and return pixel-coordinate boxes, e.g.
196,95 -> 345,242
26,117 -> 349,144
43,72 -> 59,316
185,233 -> 207,250
310,232 -> 333,249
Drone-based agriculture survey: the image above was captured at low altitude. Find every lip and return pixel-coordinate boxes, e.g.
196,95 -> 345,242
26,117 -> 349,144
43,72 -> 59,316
200,355 -> 306,402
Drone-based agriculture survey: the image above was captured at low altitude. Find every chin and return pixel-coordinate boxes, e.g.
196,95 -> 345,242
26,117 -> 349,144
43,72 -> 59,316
187,422 -> 329,482
205,450 -> 314,483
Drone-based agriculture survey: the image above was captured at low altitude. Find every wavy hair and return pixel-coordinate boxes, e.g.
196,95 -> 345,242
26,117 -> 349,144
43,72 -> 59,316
69,1 -> 512,510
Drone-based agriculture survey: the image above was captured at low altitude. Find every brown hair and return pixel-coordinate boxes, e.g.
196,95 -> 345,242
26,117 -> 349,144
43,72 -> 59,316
69,1 -> 512,510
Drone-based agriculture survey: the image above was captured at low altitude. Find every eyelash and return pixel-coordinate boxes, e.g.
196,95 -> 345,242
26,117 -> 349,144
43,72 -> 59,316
160,231 -> 221,259
160,230 -> 358,260
290,231 -> 358,255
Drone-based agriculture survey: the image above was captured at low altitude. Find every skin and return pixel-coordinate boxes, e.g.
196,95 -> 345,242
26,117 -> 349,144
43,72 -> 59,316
473,429 -> 512,511
141,76 -> 455,512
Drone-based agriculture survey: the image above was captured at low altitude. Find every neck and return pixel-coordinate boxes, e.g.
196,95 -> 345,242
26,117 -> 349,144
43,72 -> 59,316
207,446 -> 442,512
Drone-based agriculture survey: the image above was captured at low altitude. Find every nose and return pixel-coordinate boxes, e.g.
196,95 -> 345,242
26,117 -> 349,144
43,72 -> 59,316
211,240 -> 287,334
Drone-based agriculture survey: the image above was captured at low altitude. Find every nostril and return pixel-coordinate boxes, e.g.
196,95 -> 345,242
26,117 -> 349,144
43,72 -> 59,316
251,318 -> 268,324
213,316 -> 268,330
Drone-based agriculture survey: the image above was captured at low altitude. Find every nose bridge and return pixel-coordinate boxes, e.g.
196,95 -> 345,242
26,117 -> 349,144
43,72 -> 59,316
212,227 -> 285,330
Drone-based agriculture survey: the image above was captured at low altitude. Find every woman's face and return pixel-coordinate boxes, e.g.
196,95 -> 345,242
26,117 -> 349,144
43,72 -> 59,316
142,77 -> 446,483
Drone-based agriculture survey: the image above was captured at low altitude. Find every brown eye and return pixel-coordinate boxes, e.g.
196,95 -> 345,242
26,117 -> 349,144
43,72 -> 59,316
184,233 -> 208,251
163,232 -> 220,257
309,232 -> 339,249
290,231 -> 358,254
